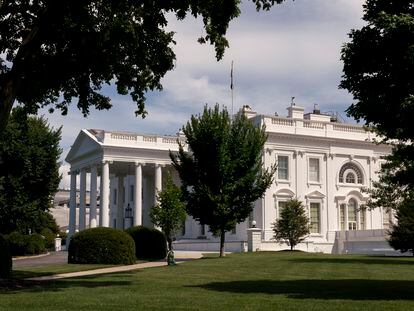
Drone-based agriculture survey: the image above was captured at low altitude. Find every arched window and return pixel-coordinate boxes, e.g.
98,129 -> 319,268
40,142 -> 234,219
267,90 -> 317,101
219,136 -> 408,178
339,162 -> 363,184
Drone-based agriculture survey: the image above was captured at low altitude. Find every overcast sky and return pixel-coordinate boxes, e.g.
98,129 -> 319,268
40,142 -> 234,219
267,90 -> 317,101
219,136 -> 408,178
47,0 -> 366,188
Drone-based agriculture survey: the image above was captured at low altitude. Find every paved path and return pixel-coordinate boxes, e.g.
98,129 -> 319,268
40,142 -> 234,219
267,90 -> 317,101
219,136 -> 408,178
20,251 -> 203,281
13,251 -> 68,268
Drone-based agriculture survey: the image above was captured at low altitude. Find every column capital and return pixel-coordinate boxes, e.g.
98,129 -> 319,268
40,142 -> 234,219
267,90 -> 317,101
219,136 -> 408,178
102,160 -> 113,165
155,163 -> 165,168
68,170 -> 79,175
134,161 -> 145,167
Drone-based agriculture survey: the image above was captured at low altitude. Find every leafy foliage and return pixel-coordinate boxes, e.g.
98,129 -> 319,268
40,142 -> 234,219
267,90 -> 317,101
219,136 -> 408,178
150,174 -> 186,251
171,105 -> 274,256
126,226 -> 167,260
0,234 -> 12,279
0,107 -> 61,235
341,0 -> 414,244
0,0 -> 287,130
68,227 -> 136,265
272,199 -> 309,251
6,232 -> 46,256
388,200 -> 414,255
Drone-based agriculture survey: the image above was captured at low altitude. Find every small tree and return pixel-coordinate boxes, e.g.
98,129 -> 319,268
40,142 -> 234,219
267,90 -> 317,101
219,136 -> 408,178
272,199 -> 309,251
171,105 -> 275,257
150,174 -> 186,251
388,201 -> 414,256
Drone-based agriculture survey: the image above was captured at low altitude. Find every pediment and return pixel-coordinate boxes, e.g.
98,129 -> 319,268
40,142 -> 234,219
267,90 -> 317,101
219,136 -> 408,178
346,190 -> 369,201
65,130 -> 102,163
305,190 -> 325,199
274,188 -> 295,198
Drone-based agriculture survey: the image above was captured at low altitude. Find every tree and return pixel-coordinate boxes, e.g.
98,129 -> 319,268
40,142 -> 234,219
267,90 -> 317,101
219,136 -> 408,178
0,0 -> 287,131
150,174 -> 187,251
170,104 -> 274,257
0,107 -> 62,234
340,0 -> 414,249
388,200 -> 414,256
272,199 -> 309,251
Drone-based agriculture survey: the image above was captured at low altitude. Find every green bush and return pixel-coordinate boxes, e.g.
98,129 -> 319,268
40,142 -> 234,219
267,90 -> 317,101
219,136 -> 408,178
41,228 -> 56,249
126,226 -> 167,260
0,234 -> 12,279
6,232 -> 46,256
68,227 -> 136,264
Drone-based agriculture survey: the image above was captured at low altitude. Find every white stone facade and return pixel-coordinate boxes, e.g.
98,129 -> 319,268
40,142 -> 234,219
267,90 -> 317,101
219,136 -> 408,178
65,105 -> 393,254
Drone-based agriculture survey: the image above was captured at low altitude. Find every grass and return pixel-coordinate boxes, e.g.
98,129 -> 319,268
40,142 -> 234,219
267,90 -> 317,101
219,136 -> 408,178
0,252 -> 413,311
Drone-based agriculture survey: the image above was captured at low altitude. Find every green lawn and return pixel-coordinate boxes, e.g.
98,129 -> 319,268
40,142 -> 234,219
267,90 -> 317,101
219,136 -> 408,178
1,252 -> 413,311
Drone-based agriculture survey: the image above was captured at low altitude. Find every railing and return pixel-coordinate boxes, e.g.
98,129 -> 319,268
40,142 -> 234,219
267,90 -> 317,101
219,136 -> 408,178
303,120 -> 324,129
143,136 -> 157,143
108,132 -> 185,145
333,124 -> 366,133
271,117 -> 293,126
110,133 -> 137,141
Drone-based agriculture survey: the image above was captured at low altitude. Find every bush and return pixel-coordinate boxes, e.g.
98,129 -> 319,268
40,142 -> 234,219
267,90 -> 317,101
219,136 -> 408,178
41,228 -> 56,249
0,234 -> 12,279
6,232 -> 46,256
126,226 -> 167,260
68,227 -> 135,265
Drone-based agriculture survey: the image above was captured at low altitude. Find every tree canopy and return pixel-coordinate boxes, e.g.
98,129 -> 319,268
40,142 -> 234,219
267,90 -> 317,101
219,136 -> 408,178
0,0 -> 286,131
341,0 -> 414,239
150,174 -> 186,251
171,105 -> 274,257
272,199 -> 309,251
0,107 -> 62,234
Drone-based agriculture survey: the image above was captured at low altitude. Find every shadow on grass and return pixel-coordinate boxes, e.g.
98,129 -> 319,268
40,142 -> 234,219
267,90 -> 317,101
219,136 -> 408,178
0,273 -> 135,294
286,257 -> 414,266
191,279 -> 414,300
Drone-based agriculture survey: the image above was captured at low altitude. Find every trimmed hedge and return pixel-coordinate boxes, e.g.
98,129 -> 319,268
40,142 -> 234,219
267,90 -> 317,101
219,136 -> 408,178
126,226 -> 167,260
7,232 -> 46,256
68,227 -> 136,265
41,228 -> 56,249
0,235 -> 12,279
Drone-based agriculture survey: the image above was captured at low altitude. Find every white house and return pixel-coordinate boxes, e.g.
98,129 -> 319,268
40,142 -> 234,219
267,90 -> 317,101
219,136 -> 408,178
65,105 -> 395,254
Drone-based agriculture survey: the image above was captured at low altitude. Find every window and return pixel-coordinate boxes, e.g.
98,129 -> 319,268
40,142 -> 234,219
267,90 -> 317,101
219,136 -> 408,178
339,162 -> 363,184
348,199 -> 357,230
345,172 -> 356,183
340,204 -> 346,230
113,189 -> 117,204
277,156 -> 289,180
310,203 -> 320,234
382,208 -> 393,230
309,158 -> 320,182
360,210 -> 366,230
278,201 -> 288,218
130,185 -> 134,202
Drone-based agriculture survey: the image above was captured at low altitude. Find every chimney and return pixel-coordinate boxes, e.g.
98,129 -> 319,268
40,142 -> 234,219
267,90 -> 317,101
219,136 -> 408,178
287,105 -> 304,119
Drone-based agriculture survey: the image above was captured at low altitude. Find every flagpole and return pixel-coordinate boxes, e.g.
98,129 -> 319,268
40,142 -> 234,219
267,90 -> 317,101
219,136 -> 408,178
231,61 -> 234,116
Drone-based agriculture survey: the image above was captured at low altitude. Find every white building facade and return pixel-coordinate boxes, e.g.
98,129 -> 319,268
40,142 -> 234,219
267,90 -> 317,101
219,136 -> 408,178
65,105 -> 393,254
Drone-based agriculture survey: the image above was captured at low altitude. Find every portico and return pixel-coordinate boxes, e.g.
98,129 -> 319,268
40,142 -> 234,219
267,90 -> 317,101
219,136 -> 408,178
65,129 -> 184,242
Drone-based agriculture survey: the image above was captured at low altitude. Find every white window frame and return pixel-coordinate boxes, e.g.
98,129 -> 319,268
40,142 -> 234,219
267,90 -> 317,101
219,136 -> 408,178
276,153 -> 292,183
309,202 -> 321,234
307,156 -> 322,184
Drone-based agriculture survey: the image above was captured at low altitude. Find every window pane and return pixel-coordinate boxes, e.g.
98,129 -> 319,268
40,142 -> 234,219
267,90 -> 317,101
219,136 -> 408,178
309,158 -> 320,182
346,172 -> 356,183
130,185 -> 134,202
348,199 -> 357,223
310,203 -> 320,233
340,204 -> 346,230
360,210 -> 365,230
278,201 -> 287,218
277,156 -> 289,180
113,189 -> 117,204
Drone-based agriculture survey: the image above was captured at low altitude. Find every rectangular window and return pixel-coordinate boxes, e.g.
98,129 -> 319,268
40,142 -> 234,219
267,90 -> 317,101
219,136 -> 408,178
278,201 -> 288,218
277,156 -> 289,180
340,204 -> 345,230
309,158 -> 320,182
130,185 -> 134,202
360,210 -> 365,230
310,203 -> 320,234
113,189 -> 117,205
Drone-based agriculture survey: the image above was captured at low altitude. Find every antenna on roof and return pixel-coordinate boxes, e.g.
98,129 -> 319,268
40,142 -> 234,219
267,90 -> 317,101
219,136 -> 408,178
291,97 -> 295,106
230,61 -> 234,116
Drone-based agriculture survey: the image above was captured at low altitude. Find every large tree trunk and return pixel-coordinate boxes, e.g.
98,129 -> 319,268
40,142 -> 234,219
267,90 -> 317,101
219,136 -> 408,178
167,237 -> 173,251
0,78 -> 18,133
219,228 -> 225,257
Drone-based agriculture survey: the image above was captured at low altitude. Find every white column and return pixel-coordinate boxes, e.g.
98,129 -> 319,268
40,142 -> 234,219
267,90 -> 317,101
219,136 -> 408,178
68,171 -> 77,241
79,168 -> 87,230
89,165 -> 98,228
154,164 -> 162,205
101,161 -> 110,227
134,163 -> 142,226
117,176 -> 124,230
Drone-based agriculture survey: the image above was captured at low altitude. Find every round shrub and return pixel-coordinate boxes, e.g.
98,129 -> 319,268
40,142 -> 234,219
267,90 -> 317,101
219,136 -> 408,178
0,235 -> 12,279
126,226 -> 167,260
68,227 -> 135,265
7,232 -> 46,256
26,233 -> 46,255
41,228 -> 56,249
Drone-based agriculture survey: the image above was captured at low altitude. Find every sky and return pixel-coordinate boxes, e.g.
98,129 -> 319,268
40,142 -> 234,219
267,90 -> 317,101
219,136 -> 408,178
45,0 -> 366,188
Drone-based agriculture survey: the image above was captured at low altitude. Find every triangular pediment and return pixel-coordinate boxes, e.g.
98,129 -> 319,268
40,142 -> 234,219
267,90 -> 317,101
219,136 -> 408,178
305,190 -> 325,199
65,130 -> 102,163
